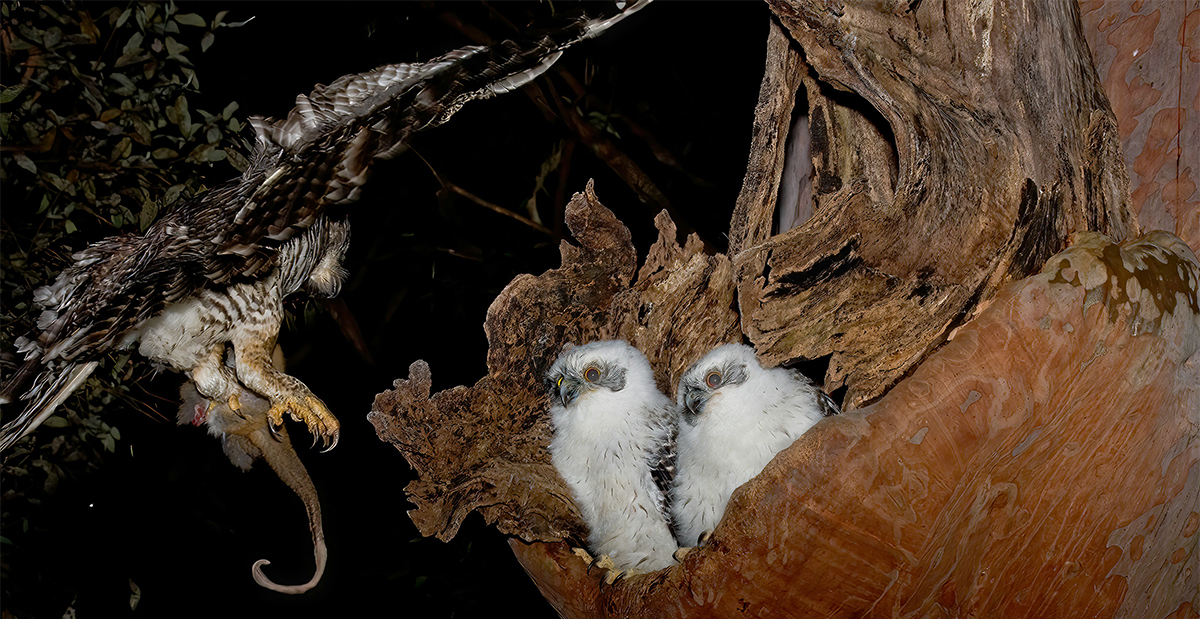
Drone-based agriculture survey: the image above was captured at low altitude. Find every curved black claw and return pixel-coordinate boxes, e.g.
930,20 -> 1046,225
319,432 -> 339,454
268,419 -> 285,442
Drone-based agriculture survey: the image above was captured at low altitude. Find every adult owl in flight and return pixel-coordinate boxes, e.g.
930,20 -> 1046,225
546,340 -> 679,574
671,343 -> 839,547
0,1 -> 649,452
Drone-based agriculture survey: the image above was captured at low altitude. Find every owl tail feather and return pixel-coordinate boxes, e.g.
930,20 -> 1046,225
0,354 -> 45,406
0,361 -> 100,452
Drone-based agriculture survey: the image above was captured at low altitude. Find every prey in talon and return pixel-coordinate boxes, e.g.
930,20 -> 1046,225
0,218 -> 350,453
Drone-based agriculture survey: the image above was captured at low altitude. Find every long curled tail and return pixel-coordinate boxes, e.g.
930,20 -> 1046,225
248,417 -> 327,594
180,380 -> 329,595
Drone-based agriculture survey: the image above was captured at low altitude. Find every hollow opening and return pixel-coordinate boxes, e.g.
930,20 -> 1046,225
773,84 -> 813,236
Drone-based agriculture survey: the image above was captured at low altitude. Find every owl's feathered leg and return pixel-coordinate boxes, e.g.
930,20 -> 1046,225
190,344 -> 242,423
230,330 -> 340,452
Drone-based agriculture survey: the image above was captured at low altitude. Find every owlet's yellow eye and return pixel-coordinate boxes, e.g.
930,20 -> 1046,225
556,376 -> 563,388
584,367 -> 601,382
705,371 -> 722,389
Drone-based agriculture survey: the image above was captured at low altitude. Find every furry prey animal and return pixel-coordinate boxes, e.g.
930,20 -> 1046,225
671,343 -> 839,547
178,377 -> 327,594
546,340 -> 678,573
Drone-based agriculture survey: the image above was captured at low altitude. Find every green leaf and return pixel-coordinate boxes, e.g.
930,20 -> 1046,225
173,13 -> 205,27
109,427 -> 121,441
102,435 -> 115,453
200,31 -> 215,52
129,114 -> 152,145
122,31 -> 143,56
41,416 -> 69,428
0,84 -> 25,104
151,148 -> 177,159
43,26 -> 63,49
64,220 -> 77,234
180,66 -> 199,89
221,101 -> 238,120
116,7 -> 132,29
139,198 -> 159,231
110,73 -> 136,96
164,36 -> 190,59
40,5 -> 64,23
223,16 -> 255,28
212,10 -> 229,28
164,184 -> 185,206
13,152 -> 37,174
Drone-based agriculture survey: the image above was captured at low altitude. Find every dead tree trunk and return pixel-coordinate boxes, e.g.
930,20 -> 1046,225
370,1 -> 1198,616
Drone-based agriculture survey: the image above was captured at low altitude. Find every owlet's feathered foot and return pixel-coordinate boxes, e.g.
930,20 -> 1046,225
572,547 -> 635,585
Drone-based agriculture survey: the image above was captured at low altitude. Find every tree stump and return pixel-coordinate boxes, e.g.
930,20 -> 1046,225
370,1 -> 1199,616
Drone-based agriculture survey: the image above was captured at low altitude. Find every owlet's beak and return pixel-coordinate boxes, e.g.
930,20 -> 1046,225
557,376 -> 584,407
682,387 -> 709,417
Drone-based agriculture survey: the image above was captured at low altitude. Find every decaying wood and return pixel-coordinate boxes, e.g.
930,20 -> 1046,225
510,230 -> 1200,618
736,3 -> 1138,410
370,181 -> 737,543
370,0 -> 1198,616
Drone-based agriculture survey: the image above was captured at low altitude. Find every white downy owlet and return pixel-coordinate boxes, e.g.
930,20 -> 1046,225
546,340 -> 678,571
671,343 -> 838,547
